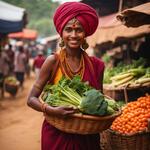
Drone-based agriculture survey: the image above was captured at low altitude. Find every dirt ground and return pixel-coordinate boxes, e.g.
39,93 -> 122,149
0,74 -> 43,150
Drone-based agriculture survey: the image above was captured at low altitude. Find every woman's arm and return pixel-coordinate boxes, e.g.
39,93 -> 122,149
27,55 -> 76,116
27,55 -> 55,111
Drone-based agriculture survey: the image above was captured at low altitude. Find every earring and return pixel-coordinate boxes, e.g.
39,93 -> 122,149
59,38 -> 65,48
81,39 -> 89,50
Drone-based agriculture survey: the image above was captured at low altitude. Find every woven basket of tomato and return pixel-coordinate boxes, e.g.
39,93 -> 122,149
103,94 -> 150,150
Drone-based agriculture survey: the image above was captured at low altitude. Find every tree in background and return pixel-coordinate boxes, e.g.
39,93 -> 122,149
3,0 -> 59,37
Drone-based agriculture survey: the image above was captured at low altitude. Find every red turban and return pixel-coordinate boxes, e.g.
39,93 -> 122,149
53,2 -> 99,37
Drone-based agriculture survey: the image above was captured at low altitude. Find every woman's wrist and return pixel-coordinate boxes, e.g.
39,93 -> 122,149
41,103 -> 48,113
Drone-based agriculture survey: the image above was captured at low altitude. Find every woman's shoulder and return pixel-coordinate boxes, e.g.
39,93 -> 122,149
44,53 -> 58,65
90,56 -> 105,68
40,54 -> 58,72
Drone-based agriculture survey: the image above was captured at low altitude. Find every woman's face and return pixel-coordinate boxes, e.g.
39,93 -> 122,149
62,18 -> 85,49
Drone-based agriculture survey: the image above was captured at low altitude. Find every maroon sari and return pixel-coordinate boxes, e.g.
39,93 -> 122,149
41,54 -> 105,150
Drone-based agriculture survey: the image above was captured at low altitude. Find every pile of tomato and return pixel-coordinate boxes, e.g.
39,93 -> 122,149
111,94 -> 150,134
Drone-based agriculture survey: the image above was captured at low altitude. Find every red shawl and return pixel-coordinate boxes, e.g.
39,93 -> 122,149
41,53 -> 105,150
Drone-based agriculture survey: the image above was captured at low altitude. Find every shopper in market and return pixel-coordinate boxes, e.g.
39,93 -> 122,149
32,50 -> 46,79
14,42 -> 27,90
27,2 -> 105,150
0,48 -> 10,98
5,44 -> 15,75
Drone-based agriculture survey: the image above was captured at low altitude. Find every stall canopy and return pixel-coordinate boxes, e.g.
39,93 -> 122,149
87,2 -> 150,47
8,28 -> 38,40
0,1 -> 26,34
117,2 -> 150,27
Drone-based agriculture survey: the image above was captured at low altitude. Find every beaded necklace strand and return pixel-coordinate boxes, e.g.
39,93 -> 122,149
59,49 -> 85,79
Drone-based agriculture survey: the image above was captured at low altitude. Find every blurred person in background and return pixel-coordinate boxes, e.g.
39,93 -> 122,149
14,42 -> 27,90
24,44 -> 31,78
32,50 -> 46,79
5,44 -> 15,75
0,48 -> 10,98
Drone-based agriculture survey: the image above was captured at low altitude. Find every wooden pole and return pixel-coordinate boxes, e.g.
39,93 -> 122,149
118,0 -> 123,12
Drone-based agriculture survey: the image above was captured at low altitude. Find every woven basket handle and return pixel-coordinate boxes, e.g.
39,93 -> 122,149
123,84 -> 130,104
148,118 -> 150,132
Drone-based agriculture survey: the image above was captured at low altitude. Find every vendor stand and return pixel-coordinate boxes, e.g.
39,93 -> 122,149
8,28 -> 38,41
98,2 -> 150,150
0,1 -> 27,98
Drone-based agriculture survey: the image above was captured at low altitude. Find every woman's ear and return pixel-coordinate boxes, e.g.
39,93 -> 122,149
59,38 -> 65,48
80,39 -> 89,50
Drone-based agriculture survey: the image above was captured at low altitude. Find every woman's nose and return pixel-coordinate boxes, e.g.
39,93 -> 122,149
70,30 -> 77,37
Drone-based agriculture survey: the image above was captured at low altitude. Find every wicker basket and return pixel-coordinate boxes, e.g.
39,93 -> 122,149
44,111 -> 121,134
5,83 -> 19,96
104,129 -> 150,150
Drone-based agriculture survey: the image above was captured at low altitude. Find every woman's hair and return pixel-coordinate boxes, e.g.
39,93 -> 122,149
53,2 -> 99,37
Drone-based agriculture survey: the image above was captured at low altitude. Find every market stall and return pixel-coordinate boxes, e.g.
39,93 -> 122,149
0,1 -> 27,34
116,2 -> 150,28
0,1 -> 27,49
0,1 -> 27,98
97,3 -> 150,150
86,13 -> 150,48
86,1 -> 150,102
8,28 -> 38,40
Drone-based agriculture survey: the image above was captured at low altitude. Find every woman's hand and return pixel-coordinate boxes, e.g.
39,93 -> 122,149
46,105 -> 78,117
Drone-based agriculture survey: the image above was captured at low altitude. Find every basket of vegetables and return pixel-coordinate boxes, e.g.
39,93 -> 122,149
42,76 -> 121,134
5,76 -> 19,96
103,95 -> 150,150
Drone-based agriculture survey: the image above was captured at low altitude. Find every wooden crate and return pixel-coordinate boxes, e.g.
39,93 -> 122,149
103,84 -> 150,102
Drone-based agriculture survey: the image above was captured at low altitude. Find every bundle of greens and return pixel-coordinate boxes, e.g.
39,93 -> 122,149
42,76 -> 120,116
79,89 -> 108,115
104,57 -> 146,84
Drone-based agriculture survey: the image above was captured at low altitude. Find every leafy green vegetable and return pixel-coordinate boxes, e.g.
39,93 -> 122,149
42,76 -> 120,116
106,106 -> 115,115
44,84 -> 82,107
79,89 -> 108,115
105,98 -> 120,111
69,76 -> 90,93
104,57 -> 147,84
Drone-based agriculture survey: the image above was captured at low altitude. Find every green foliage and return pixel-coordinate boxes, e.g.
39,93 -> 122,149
102,53 -> 111,63
28,18 -> 57,37
104,57 -> 146,83
43,76 -> 83,107
42,76 -> 120,116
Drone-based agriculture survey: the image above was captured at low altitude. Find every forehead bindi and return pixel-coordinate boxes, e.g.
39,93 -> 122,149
65,18 -> 83,29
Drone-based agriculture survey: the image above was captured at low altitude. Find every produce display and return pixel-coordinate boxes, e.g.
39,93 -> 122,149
104,58 -> 150,88
111,94 -> 150,134
5,76 -> 19,86
4,76 -> 19,95
42,76 -> 120,116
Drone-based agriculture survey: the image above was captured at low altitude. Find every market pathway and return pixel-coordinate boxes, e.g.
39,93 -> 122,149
0,74 -> 43,150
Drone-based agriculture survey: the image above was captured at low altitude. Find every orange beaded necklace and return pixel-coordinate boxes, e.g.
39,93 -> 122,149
59,49 -> 85,79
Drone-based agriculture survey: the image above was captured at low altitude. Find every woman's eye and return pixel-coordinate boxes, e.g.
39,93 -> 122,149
76,28 -> 83,33
64,27 -> 84,33
65,27 -> 72,32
